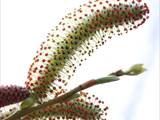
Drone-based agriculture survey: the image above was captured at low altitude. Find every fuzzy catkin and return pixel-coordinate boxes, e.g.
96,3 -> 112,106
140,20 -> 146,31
25,0 -> 149,101
22,92 -> 108,120
0,85 -> 30,108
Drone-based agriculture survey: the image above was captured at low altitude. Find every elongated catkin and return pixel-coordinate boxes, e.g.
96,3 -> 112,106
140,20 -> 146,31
22,92 -> 108,120
25,0 -> 149,101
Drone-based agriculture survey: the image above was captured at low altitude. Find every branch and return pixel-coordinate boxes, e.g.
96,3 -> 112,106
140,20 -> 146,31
5,64 -> 145,120
6,76 -> 118,120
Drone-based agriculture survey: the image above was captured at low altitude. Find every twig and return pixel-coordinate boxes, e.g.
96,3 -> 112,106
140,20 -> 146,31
6,76 -> 119,120
6,64 -> 145,120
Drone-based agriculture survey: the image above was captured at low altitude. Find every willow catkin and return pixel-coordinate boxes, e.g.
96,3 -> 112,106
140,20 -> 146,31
25,0 -> 149,101
0,85 -> 30,108
22,92 -> 108,120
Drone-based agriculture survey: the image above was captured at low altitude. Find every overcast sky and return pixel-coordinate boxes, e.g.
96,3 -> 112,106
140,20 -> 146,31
0,0 -> 159,120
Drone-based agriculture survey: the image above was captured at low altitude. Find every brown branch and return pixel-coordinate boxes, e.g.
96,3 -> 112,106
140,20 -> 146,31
6,76 -> 119,120
6,63 -> 145,120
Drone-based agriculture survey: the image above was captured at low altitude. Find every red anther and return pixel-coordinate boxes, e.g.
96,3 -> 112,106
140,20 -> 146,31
84,14 -> 88,16
136,0 -> 142,2
91,9 -> 94,12
49,90 -> 53,93
38,69 -> 42,73
42,76 -> 45,79
34,67 -> 38,70
45,53 -> 48,56
87,5 -> 91,8
132,0 -> 135,4
37,76 -> 41,80
99,2 -> 103,4
40,65 -> 43,68
103,6 -> 106,10
98,100 -> 102,103
96,10 -> 100,12
53,87 -> 56,90
62,28 -> 65,31
29,77 -> 32,81
36,59 -> 39,62
30,83 -> 34,87
109,3 -> 112,7
79,16 -> 82,19
35,81 -> 38,85
129,13 -> 133,17
88,96 -> 91,99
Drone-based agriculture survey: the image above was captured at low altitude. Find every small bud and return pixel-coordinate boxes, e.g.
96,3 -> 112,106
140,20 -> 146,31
124,64 -> 146,76
20,95 -> 36,110
96,75 -> 119,84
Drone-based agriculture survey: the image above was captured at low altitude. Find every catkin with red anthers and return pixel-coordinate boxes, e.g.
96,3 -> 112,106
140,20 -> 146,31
22,92 -> 108,120
25,0 -> 149,101
0,85 -> 30,108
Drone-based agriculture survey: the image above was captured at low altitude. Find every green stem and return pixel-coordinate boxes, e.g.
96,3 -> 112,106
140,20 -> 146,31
95,76 -> 119,84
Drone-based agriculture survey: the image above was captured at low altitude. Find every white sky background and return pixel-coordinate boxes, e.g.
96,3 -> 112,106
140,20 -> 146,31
0,0 -> 159,120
